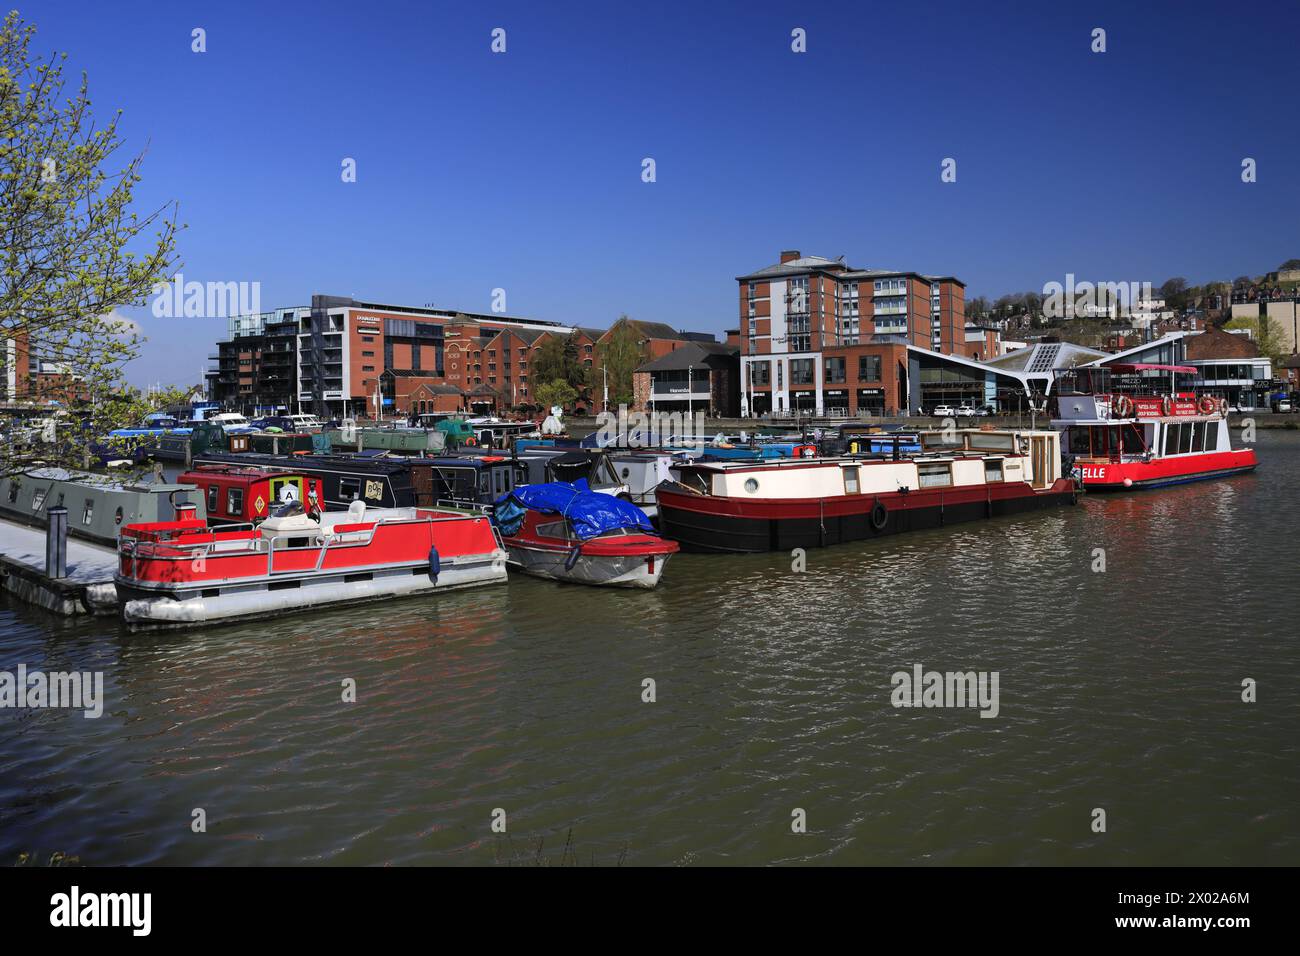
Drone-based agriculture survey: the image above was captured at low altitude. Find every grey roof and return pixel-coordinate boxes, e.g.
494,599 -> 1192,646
635,341 -> 738,373
738,256 -> 847,281
738,257 -> 966,287
984,341 -> 1107,372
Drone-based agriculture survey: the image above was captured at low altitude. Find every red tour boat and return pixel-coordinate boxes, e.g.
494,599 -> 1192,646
1052,364 -> 1258,491
116,498 -> 507,628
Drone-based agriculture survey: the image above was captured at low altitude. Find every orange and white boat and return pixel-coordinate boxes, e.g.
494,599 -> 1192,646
115,498 -> 506,628
1053,364 -> 1257,491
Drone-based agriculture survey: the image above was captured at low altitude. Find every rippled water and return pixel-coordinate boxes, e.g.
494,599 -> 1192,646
2,432 -> 1298,865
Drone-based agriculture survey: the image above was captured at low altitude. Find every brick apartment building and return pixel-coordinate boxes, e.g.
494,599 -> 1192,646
207,295 -> 719,418
737,249 -> 968,416
2,329 -> 88,406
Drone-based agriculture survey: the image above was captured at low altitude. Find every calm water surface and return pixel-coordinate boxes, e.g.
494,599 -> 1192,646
2,432 -> 1298,865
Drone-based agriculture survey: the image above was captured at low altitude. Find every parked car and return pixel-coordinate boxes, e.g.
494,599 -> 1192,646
932,404 -> 957,417
1271,398 -> 1294,413
976,404 -> 996,416
955,404 -> 977,418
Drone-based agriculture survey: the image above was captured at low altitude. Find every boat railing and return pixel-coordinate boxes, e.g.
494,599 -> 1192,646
435,498 -> 493,514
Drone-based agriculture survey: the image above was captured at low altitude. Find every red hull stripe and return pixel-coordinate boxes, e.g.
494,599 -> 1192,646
656,478 -> 1076,520
1076,449 -> 1258,486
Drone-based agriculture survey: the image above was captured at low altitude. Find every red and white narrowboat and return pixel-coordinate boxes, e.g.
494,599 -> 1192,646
656,429 -> 1075,553
178,465 -> 326,525
115,498 -> 507,628
1053,364 -> 1258,491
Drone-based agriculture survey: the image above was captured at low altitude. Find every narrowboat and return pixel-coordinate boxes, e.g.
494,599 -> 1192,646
189,451 -> 521,512
192,452 -> 421,510
492,482 -> 677,588
1053,364 -> 1258,490
0,468 -> 207,548
656,428 -> 1076,553
177,466 -> 326,525
115,497 -> 508,629
608,451 -> 679,519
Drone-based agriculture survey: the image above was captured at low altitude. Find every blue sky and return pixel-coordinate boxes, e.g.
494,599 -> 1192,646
24,0 -> 1300,386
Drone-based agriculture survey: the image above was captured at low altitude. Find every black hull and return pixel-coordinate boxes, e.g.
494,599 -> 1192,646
658,491 -> 1076,554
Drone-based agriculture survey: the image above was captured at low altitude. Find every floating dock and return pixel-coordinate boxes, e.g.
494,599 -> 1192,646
0,518 -> 119,616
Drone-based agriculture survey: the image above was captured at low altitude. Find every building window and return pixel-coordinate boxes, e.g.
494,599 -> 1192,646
824,356 -> 845,383
858,355 -> 882,381
362,350 -> 374,357
789,358 -> 814,385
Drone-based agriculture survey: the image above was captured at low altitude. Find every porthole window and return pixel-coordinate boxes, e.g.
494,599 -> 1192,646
744,478 -> 759,494
620,467 -> 630,479
114,507 -> 124,525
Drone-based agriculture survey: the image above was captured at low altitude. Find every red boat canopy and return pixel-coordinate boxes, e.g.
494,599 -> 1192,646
1108,363 -> 1198,374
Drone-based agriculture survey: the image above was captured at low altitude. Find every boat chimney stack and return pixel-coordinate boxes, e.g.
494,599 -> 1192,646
45,506 -> 68,580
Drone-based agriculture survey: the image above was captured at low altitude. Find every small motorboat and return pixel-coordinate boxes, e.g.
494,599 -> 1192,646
492,482 -> 678,589
116,498 -> 507,628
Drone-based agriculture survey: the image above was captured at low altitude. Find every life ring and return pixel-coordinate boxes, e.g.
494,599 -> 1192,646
1160,396 -> 1173,416
1110,394 -> 1134,418
869,499 -> 888,531
1198,395 -> 1216,415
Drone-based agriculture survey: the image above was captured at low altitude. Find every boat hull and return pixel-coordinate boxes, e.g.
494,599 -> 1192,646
657,479 -> 1078,554
504,542 -> 670,588
1073,449 -> 1258,491
117,555 -> 506,629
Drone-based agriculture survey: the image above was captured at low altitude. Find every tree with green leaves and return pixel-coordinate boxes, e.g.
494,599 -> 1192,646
599,317 -> 643,407
1,11 -> 180,472
533,379 -> 577,412
531,333 -> 587,390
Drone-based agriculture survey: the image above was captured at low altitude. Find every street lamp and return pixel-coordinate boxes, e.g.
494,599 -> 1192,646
687,364 -> 693,422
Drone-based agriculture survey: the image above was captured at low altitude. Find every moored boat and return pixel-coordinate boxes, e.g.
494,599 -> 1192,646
178,465 -> 326,525
492,482 -> 678,588
0,467 -> 206,548
656,428 -> 1076,553
1053,364 -> 1258,491
115,498 -> 507,629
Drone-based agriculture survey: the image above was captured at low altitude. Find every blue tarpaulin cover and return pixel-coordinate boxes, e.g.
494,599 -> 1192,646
493,480 -> 655,540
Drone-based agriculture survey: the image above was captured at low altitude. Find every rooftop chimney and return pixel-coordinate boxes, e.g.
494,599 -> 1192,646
780,250 -> 801,264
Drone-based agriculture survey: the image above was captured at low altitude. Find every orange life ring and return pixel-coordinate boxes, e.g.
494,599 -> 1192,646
1198,395 -> 1216,415
1110,394 -> 1134,418
1160,396 -> 1173,417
